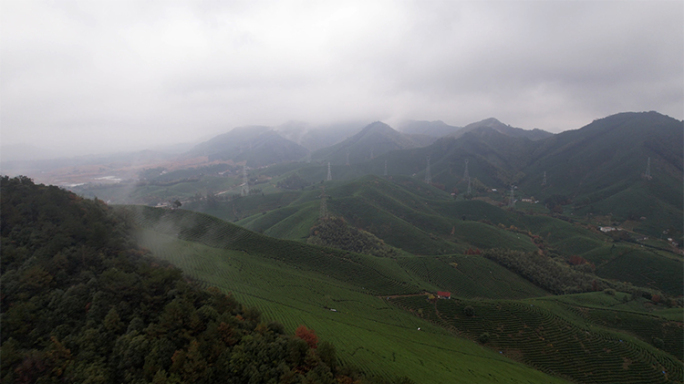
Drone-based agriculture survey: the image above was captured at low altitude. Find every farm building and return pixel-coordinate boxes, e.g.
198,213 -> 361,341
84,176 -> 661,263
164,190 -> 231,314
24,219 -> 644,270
437,291 -> 451,299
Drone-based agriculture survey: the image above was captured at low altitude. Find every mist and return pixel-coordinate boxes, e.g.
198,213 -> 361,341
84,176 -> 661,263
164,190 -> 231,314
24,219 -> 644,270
2,0 -> 682,157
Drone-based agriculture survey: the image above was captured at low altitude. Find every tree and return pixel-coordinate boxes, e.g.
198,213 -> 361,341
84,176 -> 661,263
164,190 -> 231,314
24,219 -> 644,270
172,200 -> 182,209
295,325 -> 319,349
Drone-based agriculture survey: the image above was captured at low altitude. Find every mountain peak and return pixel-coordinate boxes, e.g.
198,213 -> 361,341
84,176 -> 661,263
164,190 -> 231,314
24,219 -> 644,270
465,118 -> 506,129
362,121 -> 394,133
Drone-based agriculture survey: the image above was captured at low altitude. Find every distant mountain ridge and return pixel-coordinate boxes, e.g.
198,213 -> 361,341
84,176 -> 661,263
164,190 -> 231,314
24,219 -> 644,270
187,125 -> 309,167
312,121 -> 437,165
274,121 -> 368,152
450,117 -> 553,141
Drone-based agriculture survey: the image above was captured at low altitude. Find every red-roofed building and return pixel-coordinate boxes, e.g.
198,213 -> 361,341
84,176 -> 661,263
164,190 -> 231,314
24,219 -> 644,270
437,291 -> 451,299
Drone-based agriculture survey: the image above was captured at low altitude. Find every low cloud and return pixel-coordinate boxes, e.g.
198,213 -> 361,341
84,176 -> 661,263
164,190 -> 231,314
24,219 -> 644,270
2,0 -> 682,156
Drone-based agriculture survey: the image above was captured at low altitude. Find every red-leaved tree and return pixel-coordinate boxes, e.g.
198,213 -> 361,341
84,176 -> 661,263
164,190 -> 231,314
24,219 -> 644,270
295,325 -> 318,349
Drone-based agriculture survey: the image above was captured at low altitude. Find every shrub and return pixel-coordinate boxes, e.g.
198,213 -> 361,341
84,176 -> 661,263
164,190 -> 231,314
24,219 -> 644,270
478,332 -> 490,344
603,289 -> 616,296
652,337 -> 664,349
463,306 -> 474,317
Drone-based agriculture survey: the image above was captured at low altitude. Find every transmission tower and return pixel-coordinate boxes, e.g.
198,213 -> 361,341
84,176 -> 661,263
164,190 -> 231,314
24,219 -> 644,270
384,160 -> 388,176
425,156 -> 432,184
327,162 -> 332,181
318,186 -> 328,219
241,165 -> 249,196
346,150 -> 350,166
508,185 -> 515,207
464,159 -> 471,195
542,171 -> 547,186
644,157 -> 652,180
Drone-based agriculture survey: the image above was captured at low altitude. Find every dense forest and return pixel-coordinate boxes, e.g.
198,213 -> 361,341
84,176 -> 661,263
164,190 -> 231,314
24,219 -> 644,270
307,216 -> 399,258
482,248 -> 677,302
0,176 -> 412,384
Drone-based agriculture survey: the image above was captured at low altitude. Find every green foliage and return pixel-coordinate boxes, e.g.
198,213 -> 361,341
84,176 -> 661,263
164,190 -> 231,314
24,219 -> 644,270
0,176 -> 370,384
307,216 -> 399,258
277,173 -> 311,190
393,295 -> 683,384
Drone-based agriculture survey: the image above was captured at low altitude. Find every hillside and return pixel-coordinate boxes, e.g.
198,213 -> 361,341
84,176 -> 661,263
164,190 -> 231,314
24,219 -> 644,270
183,174 -> 682,297
6,175 -> 680,383
133,203 -> 682,384
0,176 -> 369,384
312,122 -> 436,165
520,111 -> 683,236
187,125 -> 309,167
299,112 -> 682,239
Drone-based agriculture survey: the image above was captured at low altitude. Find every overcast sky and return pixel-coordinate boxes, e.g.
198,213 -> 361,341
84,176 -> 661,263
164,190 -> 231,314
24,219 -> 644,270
2,0 -> 683,156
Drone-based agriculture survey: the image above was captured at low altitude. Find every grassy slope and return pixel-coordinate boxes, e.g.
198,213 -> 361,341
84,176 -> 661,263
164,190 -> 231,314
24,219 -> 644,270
392,293 -> 682,384
236,176 -> 538,255
189,175 -> 681,296
135,228 -> 567,384
131,206 -> 683,383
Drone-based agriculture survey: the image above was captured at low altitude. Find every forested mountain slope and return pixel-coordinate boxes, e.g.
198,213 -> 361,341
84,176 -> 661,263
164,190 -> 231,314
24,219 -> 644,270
0,176 -> 395,384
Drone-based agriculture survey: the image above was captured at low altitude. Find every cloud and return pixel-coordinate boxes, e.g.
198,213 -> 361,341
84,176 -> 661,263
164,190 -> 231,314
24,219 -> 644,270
1,0 -> 682,156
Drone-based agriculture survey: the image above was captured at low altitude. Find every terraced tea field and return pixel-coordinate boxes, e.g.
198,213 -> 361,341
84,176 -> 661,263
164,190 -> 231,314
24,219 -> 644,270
391,295 -> 683,384
129,205 -> 682,383
136,228 -> 569,384
397,255 -> 550,299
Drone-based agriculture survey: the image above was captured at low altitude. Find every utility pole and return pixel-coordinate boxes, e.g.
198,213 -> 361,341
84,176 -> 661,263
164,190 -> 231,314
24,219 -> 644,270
542,171 -> 547,186
644,157 -> 652,180
384,160 -> 388,176
327,162 -> 332,181
346,150 -> 350,166
508,185 -> 515,207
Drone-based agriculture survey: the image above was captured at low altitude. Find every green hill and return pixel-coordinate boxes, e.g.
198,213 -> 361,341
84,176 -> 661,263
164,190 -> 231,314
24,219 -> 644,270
231,175 -> 538,255
0,176 -> 375,384
130,207 -> 574,383
392,293 -> 682,384
130,205 -> 682,383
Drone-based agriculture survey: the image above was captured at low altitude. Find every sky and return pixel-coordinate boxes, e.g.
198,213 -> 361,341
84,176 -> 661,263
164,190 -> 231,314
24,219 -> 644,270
2,0 -> 683,157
